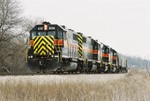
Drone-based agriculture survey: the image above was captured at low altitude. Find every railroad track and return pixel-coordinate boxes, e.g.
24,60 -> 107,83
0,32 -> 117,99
0,71 -> 127,76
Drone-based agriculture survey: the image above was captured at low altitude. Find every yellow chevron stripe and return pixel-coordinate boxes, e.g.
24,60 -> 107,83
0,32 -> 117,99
43,37 -> 51,45
78,53 -> 82,57
34,36 -> 46,49
34,41 -> 47,54
45,43 -> 54,51
78,38 -> 82,43
46,44 -> 52,52
46,36 -> 54,44
34,44 -> 41,54
37,44 -> 54,55
40,51 -> 46,55
34,50 -> 37,54
78,51 -> 82,53
78,43 -> 82,47
34,45 -> 40,54
38,46 -> 46,54
78,46 -> 82,50
49,37 -> 54,49
78,50 -> 82,54
34,36 -> 40,45
34,37 -> 43,49
45,45 -> 52,55
78,34 -> 82,58
33,36 -> 55,55
78,34 -> 82,39
38,41 -> 47,49
51,50 -> 54,54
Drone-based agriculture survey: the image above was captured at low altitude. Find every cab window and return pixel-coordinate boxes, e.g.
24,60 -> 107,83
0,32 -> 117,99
83,37 -> 86,43
48,31 -> 56,36
38,32 -> 46,36
113,52 -> 117,56
73,34 -> 78,41
63,32 -> 67,39
58,30 -> 63,39
93,41 -> 98,50
94,45 -> 98,50
102,48 -> 109,54
106,49 -> 109,54
30,31 -> 36,39
110,51 -> 113,55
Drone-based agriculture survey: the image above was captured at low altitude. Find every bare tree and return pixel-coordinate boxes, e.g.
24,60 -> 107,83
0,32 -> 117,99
0,0 -> 23,72
0,0 -> 22,41
22,17 -> 44,32
0,0 -> 45,73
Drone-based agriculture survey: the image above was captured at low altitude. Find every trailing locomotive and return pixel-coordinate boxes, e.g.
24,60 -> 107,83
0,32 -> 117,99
26,22 -> 127,73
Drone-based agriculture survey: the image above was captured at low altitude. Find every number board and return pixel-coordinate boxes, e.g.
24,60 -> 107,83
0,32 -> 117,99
49,27 -> 55,30
38,27 -> 43,30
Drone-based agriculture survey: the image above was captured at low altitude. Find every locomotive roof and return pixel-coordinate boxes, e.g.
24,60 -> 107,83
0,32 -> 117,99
110,48 -> 117,52
30,24 -> 67,32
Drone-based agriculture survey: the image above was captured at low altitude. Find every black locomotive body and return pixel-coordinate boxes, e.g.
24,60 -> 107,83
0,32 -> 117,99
27,22 -> 127,73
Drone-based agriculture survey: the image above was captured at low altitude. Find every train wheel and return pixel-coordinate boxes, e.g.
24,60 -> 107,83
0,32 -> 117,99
104,65 -> 109,73
115,68 -> 119,73
112,66 -> 117,73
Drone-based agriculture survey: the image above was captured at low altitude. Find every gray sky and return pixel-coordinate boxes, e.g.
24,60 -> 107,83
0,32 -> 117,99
21,0 -> 150,58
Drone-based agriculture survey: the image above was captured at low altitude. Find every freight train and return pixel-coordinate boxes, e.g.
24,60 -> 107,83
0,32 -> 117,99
26,22 -> 128,73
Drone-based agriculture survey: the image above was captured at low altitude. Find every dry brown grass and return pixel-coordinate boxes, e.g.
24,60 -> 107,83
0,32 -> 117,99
0,70 -> 150,101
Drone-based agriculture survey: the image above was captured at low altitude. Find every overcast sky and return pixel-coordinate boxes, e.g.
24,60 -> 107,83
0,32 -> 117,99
21,0 -> 150,58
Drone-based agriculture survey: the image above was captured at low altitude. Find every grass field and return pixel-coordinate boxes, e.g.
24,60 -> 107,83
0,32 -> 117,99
0,70 -> 150,101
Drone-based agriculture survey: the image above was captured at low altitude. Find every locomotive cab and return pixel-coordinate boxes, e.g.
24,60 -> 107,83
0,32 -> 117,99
110,48 -> 119,73
30,22 -> 65,44
101,44 -> 110,72
92,40 -> 98,60
101,44 -> 109,63
28,22 -> 66,56
91,39 -> 101,72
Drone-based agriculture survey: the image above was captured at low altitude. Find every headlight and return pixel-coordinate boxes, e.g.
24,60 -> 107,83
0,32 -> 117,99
28,56 -> 33,58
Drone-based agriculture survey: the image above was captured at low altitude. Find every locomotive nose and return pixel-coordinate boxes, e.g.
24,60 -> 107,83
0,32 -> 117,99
33,36 -> 54,56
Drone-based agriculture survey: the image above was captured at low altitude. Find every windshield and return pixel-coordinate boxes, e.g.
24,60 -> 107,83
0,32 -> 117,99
93,41 -> 98,50
94,45 -> 98,50
38,32 -> 46,36
48,31 -> 56,36
30,28 -> 63,39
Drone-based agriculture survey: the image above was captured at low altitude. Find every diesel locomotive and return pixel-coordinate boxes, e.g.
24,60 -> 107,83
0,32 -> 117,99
26,22 -> 128,73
